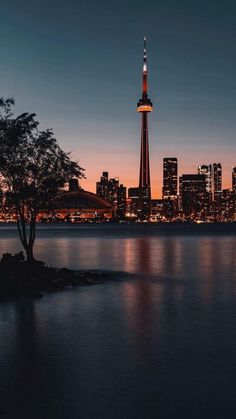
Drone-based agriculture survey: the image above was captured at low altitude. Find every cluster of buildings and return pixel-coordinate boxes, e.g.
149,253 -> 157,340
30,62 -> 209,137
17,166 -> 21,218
95,39 -> 236,223
0,178 -> 114,223
0,38 -> 235,223
96,163 -> 236,222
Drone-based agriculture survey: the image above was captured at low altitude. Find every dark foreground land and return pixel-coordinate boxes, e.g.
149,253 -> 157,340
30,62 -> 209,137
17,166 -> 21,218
0,252 -> 108,298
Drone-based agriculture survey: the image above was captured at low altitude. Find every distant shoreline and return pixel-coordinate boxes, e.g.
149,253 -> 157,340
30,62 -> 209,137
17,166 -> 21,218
1,220 -> 236,225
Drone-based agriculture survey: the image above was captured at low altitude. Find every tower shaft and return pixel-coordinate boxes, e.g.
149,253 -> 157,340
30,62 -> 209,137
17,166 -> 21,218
139,112 -> 150,188
137,36 -> 153,219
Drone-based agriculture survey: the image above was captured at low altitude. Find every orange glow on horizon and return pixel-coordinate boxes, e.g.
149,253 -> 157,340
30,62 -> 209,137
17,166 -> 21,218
78,149 -> 236,199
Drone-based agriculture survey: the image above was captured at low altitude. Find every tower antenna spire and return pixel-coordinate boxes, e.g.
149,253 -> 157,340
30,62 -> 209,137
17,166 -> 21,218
144,35 -> 147,54
143,36 -> 148,95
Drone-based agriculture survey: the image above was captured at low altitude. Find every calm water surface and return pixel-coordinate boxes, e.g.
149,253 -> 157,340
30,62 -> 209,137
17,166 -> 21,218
1,224 -> 236,418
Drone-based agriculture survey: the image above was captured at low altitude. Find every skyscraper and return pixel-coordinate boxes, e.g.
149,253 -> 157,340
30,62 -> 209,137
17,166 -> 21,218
181,174 -> 207,217
127,187 -> 139,216
137,37 -> 153,219
163,158 -> 178,199
96,172 -> 119,205
96,172 -> 109,201
232,167 -> 236,193
213,163 -> 222,201
117,185 -> 127,219
96,172 -> 126,218
198,164 -> 212,195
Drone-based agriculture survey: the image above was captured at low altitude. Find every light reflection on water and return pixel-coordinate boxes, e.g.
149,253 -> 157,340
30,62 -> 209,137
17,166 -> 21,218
1,230 -> 236,278
1,225 -> 236,418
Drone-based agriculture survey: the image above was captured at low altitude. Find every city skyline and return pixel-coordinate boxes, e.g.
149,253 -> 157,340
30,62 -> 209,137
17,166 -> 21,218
0,1 -> 236,198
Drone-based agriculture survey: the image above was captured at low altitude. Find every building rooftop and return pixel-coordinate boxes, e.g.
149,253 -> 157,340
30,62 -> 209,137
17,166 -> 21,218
52,189 -> 113,211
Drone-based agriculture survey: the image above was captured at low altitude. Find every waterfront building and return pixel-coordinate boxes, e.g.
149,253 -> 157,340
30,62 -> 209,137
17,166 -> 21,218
213,163 -> 222,201
163,199 -> 176,219
232,167 -> 236,193
181,174 -> 207,218
96,172 -> 109,201
163,158 -> 178,200
107,177 -> 119,209
151,199 -> 164,220
96,172 -> 126,218
179,176 -> 183,211
220,189 -> 235,221
96,172 -> 119,205
0,187 -> 3,208
127,187 -> 139,217
39,189 -> 113,222
162,157 -> 178,218
117,184 -> 127,219
137,37 -> 153,219
198,164 -> 212,195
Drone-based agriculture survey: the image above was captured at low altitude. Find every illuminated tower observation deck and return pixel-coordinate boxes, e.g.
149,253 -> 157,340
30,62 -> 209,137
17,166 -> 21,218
137,36 -> 153,218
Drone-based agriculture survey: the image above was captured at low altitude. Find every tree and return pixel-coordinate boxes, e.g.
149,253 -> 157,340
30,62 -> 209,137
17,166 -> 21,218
0,98 -> 84,261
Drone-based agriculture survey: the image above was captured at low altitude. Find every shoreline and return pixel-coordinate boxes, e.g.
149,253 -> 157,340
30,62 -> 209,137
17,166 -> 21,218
0,258 -> 111,299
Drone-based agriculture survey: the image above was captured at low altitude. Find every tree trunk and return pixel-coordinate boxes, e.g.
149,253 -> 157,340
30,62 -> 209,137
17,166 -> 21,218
16,211 -> 36,263
25,242 -> 35,263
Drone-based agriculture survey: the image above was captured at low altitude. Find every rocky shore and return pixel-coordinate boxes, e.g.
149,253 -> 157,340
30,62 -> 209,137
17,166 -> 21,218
0,252 -> 109,298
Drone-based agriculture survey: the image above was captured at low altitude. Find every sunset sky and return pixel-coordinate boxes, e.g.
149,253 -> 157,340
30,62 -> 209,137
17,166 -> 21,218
1,0 -> 236,197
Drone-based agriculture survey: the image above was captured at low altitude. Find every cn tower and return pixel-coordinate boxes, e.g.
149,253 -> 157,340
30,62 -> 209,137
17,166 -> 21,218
137,36 -> 153,219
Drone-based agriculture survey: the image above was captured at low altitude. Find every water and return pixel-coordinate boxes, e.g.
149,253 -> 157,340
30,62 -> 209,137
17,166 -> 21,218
1,224 -> 236,418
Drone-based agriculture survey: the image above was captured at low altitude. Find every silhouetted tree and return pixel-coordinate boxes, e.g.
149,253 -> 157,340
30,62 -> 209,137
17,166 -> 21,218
0,98 -> 84,261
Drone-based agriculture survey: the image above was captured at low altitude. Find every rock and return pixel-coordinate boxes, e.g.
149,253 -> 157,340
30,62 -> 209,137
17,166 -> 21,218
0,253 -> 110,297
30,292 -> 43,299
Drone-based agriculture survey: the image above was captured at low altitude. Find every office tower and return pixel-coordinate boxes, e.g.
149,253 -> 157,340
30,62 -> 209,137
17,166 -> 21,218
137,37 -> 153,219
117,185 -> 127,219
97,173 -> 119,205
96,172 -> 126,217
128,187 -> 140,199
198,164 -> 212,195
181,174 -> 207,217
127,187 -> 139,216
221,189 -> 235,221
162,158 -> 178,218
232,167 -> 236,193
163,199 -> 175,219
213,163 -> 222,201
162,158 -> 178,199
96,172 -> 109,201
0,188 -> 3,209
108,177 -> 119,206
151,199 -> 164,219
179,176 -> 183,211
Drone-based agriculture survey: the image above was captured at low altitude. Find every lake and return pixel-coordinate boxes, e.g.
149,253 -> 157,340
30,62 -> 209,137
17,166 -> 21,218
1,223 -> 236,418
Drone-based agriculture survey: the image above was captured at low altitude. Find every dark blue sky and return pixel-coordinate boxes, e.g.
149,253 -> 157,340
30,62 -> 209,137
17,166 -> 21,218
1,0 -> 236,196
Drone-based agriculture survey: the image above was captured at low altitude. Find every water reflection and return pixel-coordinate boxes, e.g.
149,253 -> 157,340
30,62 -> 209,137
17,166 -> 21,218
1,227 -> 236,417
122,239 -> 155,342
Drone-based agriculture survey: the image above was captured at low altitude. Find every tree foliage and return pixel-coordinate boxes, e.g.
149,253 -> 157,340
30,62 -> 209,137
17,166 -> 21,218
0,98 -> 84,261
